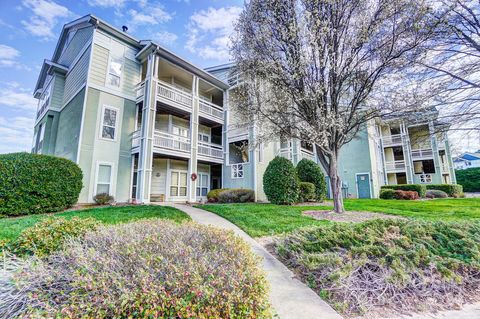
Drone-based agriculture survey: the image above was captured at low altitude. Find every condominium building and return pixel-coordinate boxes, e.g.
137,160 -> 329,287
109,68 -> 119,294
32,15 -> 456,203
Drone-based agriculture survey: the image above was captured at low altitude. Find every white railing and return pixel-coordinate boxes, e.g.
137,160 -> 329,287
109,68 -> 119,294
135,81 -> 145,100
382,134 -> 403,147
132,130 -> 140,148
300,149 -> 315,162
157,81 -> 193,109
198,142 -> 223,159
199,99 -> 224,121
278,148 -> 292,160
411,148 -> 433,159
154,131 -> 190,152
385,160 -> 406,172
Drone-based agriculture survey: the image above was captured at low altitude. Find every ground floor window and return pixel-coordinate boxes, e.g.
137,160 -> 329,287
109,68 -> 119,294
196,173 -> 209,196
170,171 -> 187,196
231,163 -> 244,179
96,163 -> 112,195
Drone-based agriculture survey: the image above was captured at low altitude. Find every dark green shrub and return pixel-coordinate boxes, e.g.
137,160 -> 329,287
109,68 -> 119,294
4,220 -> 271,318
93,193 -> 114,205
299,182 -> 316,202
0,153 -> 83,216
10,217 -> 99,257
263,156 -> 300,204
426,189 -> 448,199
218,189 -> 255,203
379,188 -> 395,199
276,219 -> 480,316
425,184 -> 463,197
296,159 -> 327,201
380,184 -> 426,197
207,188 -> 231,202
456,168 -> 480,192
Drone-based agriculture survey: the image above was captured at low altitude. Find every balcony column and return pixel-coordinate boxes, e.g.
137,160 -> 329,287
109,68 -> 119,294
188,76 -> 199,202
445,138 -> 456,183
401,121 -> 414,183
222,89 -> 229,187
136,52 -> 158,203
429,121 -> 441,183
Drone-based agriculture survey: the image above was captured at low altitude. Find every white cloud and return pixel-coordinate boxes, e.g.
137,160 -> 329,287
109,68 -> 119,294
152,30 -> 178,46
0,84 -> 37,112
0,44 -> 30,70
186,6 -> 242,61
0,116 -> 34,154
21,0 -> 72,40
87,0 -> 127,7
128,5 -> 172,27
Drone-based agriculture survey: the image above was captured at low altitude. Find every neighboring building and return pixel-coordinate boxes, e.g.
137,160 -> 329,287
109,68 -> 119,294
32,15 -> 457,203
453,152 -> 480,170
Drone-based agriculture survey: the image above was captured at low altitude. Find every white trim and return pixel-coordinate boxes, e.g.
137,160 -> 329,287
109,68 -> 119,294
99,104 -> 120,141
105,51 -> 124,90
129,154 -> 135,201
88,83 -> 136,101
169,169 -> 189,199
355,172 -> 372,199
93,161 -> 115,196
196,172 -> 210,199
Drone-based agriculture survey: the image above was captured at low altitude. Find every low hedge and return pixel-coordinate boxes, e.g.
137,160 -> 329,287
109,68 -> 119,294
207,188 -> 231,202
456,168 -> 480,192
425,184 -> 463,197
380,184 -> 426,197
379,189 -> 395,199
276,219 -> 480,316
3,220 -> 271,318
0,153 -> 83,216
218,189 -> 255,203
299,182 -> 316,202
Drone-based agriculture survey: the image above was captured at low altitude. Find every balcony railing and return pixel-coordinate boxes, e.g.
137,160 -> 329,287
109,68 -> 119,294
135,81 -> 145,101
385,160 -> 406,172
198,142 -> 223,159
278,148 -> 292,160
157,81 -> 193,110
411,148 -> 433,160
199,99 -> 223,121
154,131 -> 191,153
381,134 -> 403,147
132,130 -> 140,148
300,149 -> 315,162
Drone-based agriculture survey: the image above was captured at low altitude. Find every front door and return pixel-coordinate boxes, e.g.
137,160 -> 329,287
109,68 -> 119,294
170,171 -> 188,199
196,173 -> 209,200
356,173 -> 371,199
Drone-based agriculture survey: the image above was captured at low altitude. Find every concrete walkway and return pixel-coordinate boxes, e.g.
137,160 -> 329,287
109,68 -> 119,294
172,204 -> 343,319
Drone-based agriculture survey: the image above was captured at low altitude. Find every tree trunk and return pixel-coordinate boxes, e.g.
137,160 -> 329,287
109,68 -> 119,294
329,154 -> 345,213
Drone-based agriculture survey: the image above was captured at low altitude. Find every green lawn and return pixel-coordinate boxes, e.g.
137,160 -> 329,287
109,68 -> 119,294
199,198 -> 480,237
0,205 -> 190,243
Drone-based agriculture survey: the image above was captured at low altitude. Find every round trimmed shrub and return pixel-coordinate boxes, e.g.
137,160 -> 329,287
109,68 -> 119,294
0,153 -> 83,216
299,182 -> 316,202
218,188 -> 255,203
426,189 -> 448,199
263,156 -> 300,204
93,193 -> 114,205
379,188 -> 395,199
207,188 -> 231,202
4,220 -> 271,318
10,217 -> 99,257
296,159 -> 327,201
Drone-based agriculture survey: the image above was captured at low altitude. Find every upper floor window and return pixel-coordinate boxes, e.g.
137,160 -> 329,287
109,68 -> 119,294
173,126 -> 188,138
198,132 -> 210,143
107,54 -> 123,88
101,105 -> 118,140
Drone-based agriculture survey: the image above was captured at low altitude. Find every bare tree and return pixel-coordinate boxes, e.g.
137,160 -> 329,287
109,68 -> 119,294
231,0 -> 437,213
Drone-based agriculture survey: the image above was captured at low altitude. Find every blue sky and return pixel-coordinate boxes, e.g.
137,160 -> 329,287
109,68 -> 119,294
0,0 -> 242,153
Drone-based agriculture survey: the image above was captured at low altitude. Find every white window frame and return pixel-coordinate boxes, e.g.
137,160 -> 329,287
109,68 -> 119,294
94,161 -> 115,196
172,125 -> 189,138
196,173 -> 210,197
419,174 -> 432,184
231,163 -> 244,179
198,132 -> 210,144
170,170 -> 188,197
106,53 -> 124,89
99,105 -> 119,141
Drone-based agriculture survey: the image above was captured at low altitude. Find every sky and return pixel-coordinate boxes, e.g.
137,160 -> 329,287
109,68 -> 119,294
0,0 -> 478,156
0,0 -> 242,154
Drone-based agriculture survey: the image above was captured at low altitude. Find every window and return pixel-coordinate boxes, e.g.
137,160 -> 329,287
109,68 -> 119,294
419,174 -> 432,184
101,106 -> 118,140
196,173 -> 209,197
173,126 -> 188,138
198,133 -> 210,143
107,55 -> 123,88
170,171 -> 187,197
96,164 -> 112,195
231,163 -> 244,179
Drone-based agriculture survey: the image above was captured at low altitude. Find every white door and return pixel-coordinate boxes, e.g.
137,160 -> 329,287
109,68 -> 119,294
170,171 -> 188,199
196,173 -> 209,199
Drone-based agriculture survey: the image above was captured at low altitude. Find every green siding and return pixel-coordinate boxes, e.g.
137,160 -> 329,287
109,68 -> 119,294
58,26 -> 94,67
50,74 -> 65,110
54,88 -> 85,162
63,46 -> 90,105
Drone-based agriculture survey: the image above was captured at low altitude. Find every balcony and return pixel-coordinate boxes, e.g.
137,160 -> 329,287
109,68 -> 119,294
382,134 -> 403,147
440,163 -> 450,173
197,142 -> 224,163
199,98 -> 224,124
132,130 -> 190,157
157,81 -> 193,113
300,149 -> 315,162
278,148 -> 292,160
385,160 -> 406,172
135,81 -> 145,102
411,148 -> 433,160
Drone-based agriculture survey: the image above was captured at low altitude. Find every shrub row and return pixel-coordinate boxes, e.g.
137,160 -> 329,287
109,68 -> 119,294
426,189 -> 448,198
276,219 -> 480,316
380,189 -> 419,200
425,184 -> 463,197
0,153 -> 83,216
456,168 -> 480,192
380,184 -> 426,197
207,188 -> 254,203
263,157 -> 327,205
3,221 -> 271,318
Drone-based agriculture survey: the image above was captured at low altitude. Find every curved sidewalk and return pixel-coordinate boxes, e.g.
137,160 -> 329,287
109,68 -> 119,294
172,204 -> 343,319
